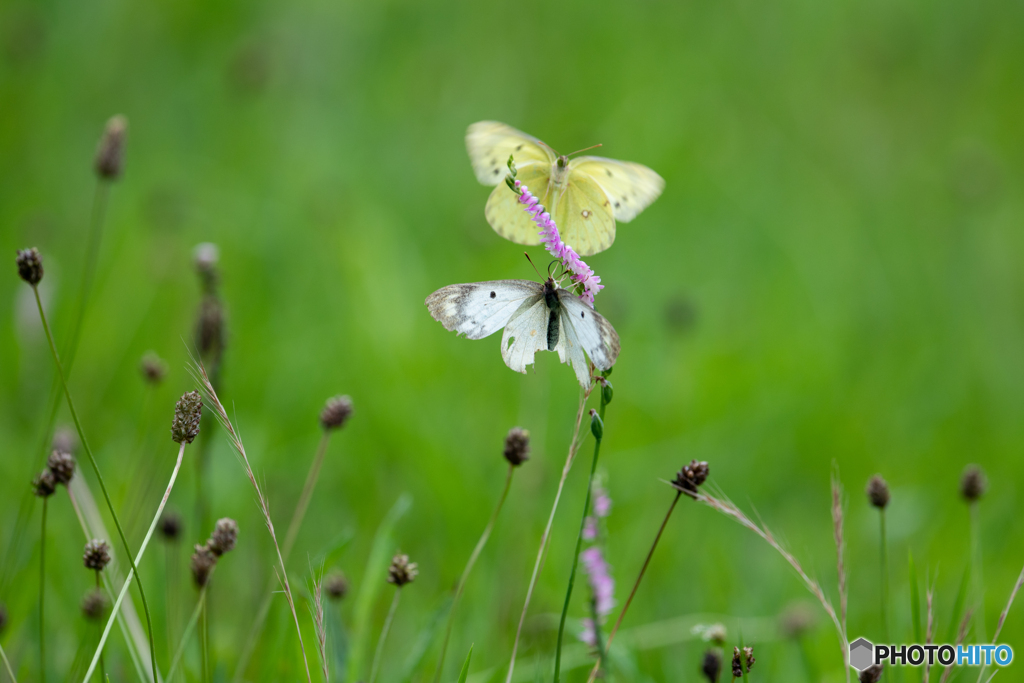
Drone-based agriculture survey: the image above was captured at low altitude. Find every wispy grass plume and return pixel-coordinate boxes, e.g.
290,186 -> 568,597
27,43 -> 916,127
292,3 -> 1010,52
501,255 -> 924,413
190,358 -> 313,683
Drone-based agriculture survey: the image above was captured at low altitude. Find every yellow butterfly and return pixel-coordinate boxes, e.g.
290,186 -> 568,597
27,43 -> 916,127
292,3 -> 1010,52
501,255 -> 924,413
466,121 -> 665,256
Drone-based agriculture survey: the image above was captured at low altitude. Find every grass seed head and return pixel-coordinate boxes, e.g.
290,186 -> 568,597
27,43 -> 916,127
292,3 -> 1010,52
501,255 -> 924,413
387,553 -> 418,587
326,572 -> 349,601
15,247 -> 43,285
171,390 -> 203,444
160,512 -> 183,541
866,474 -> 890,509
674,460 -> 710,494
320,395 -> 354,431
94,115 -> 127,180
700,649 -> 722,683
140,351 -> 167,384
81,589 -> 108,621
47,449 -> 76,486
191,543 -> 217,587
209,517 -> 238,556
960,465 -> 986,502
33,469 -> 56,498
83,539 -> 111,571
503,427 -> 531,466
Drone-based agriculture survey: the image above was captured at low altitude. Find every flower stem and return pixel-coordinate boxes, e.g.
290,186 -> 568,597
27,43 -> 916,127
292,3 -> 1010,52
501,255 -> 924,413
166,583 -> 209,682
879,509 -> 889,683
585,490 -> 682,683
33,285 -> 159,683
369,589 -> 401,683
553,414 -> 604,683
40,497 -> 47,683
434,464 -> 515,683
201,597 -> 210,683
505,384 -> 594,683
97,571 -> 106,683
971,502 -> 987,643
0,641 -> 16,683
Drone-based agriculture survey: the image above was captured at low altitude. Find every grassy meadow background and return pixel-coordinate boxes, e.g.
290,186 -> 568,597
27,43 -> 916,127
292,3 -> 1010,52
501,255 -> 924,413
2,0 -> 1023,680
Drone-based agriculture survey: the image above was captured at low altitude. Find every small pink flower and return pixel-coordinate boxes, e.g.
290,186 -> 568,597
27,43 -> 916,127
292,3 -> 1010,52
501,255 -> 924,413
514,180 -> 604,306
582,516 -> 598,541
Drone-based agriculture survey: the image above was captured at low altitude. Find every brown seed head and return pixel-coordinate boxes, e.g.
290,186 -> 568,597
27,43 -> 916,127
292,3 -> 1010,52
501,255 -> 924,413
191,543 -> 217,587
195,296 -> 226,361
387,553 -> 418,587
320,395 -> 354,431
779,601 -> 816,638
193,243 -> 220,293
140,351 -> 167,384
47,450 -> 76,485
732,646 -> 755,677
700,649 -> 722,683
208,517 -> 238,556
81,589 -> 108,621
160,512 -> 183,541
858,663 -> 884,683
326,572 -> 349,601
866,475 -> 890,509
171,391 -> 203,444
674,460 -> 710,494
16,248 -> 43,285
961,465 -> 986,502
503,427 -> 531,466
94,115 -> 127,180
83,539 -> 111,571
33,469 -> 57,498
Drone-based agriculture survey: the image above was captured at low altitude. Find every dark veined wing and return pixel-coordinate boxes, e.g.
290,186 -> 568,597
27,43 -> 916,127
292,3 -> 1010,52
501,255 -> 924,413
425,280 -> 542,340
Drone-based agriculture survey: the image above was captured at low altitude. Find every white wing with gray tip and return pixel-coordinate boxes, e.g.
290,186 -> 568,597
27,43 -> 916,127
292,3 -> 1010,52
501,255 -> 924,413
425,280 -> 542,340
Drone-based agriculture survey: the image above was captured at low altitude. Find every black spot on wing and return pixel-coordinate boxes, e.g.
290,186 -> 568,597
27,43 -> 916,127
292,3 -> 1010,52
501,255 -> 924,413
515,144 -> 523,151
490,291 -> 496,298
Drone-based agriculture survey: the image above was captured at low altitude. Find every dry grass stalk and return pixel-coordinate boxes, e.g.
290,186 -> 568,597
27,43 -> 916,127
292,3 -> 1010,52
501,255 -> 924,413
992,562 -> 1024,643
505,383 -> 595,683
924,585 -> 934,683
939,608 -> 974,683
685,486 -> 849,677
309,562 -> 329,683
191,359 -> 313,683
831,467 -> 848,642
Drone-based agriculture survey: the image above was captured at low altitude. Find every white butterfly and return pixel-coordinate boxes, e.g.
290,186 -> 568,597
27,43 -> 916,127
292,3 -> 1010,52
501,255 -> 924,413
466,121 -> 665,256
425,277 -> 620,388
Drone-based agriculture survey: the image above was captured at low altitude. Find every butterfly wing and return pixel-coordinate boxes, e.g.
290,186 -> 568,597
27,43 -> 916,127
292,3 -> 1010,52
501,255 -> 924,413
500,297 -> 552,374
466,121 -> 554,186
552,172 -> 618,256
556,290 -> 620,387
570,156 -> 665,222
483,161 -> 554,246
425,280 -> 543,340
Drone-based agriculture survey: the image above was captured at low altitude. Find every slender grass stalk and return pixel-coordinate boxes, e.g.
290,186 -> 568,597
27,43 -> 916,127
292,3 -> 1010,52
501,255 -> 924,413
939,609 -> 973,683
234,431 -> 336,681
830,468 -> 847,654
585,490 -> 682,683
680,484 -> 849,679
191,359 -> 312,683
32,285 -> 159,683
880,508 -> 890,654
974,561 -> 1024,683
96,571 -> 106,683
925,585 -> 934,683
81,442 -> 186,682
309,563 -> 329,683
167,583 -> 210,682
165,544 -> 179,682
505,383 -> 594,683
433,463 -> 515,683
201,599 -> 210,683
369,589 -> 402,683
39,497 -> 47,683
553,411 -> 604,683
971,502 -> 987,643
0,641 -> 17,683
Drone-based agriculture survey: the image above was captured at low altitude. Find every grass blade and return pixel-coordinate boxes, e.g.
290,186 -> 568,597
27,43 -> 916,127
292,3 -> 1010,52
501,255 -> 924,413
400,596 -> 453,682
910,550 -> 922,643
346,493 -> 412,682
457,646 -> 473,683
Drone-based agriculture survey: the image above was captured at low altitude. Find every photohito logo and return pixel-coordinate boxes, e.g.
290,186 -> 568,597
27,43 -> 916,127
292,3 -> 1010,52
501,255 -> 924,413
849,637 -> 1014,671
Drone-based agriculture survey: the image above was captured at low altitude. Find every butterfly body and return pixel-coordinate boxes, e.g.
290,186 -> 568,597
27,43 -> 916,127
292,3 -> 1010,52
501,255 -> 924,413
425,277 -> 619,387
467,121 -> 664,256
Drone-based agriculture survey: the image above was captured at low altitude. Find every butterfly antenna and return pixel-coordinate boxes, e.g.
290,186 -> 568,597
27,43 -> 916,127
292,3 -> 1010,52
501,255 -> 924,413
538,139 -> 560,156
524,252 -> 544,280
567,143 -> 603,158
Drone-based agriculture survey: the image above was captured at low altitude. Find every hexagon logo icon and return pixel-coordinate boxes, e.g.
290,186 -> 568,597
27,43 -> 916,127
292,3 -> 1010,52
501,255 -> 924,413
849,637 -> 875,671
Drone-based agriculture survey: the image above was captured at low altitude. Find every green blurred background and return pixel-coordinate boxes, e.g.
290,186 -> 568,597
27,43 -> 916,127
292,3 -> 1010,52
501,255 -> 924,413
1,0 -> 1023,680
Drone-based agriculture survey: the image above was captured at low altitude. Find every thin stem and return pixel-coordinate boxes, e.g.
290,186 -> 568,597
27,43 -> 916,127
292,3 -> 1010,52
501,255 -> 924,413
81,442 -> 186,683
0,641 -> 16,683
553,423 -> 602,683
167,585 -> 209,682
971,502 -> 987,643
434,464 -> 515,682
96,571 -> 106,683
369,589 -> 401,683
880,509 -> 889,683
34,285 -> 159,683
201,597 -> 210,683
233,431 -> 335,682
40,497 -> 47,683
585,491 -> 682,683
505,384 -> 594,683
165,545 -> 178,682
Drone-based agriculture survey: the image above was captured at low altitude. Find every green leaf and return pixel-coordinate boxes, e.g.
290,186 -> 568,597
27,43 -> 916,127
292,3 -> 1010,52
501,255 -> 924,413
945,561 -> 972,644
346,493 -> 412,682
457,645 -> 473,683
909,550 -> 922,643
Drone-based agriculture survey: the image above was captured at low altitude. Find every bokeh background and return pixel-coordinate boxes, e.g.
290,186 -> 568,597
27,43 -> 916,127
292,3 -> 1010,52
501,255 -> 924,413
1,0 -> 1023,680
